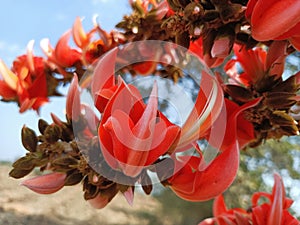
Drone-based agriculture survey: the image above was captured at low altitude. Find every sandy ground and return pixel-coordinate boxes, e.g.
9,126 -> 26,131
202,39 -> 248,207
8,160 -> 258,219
0,164 -> 173,225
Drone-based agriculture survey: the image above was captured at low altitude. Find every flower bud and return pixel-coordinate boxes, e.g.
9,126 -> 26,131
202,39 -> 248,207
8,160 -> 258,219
21,126 -> 37,152
44,124 -> 61,143
38,119 -> 49,135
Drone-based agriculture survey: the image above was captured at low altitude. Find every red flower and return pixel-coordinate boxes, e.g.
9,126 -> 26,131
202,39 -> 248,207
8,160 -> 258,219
72,17 -> 123,65
0,41 -> 48,112
98,78 -> 180,177
246,0 -> 300,50
225,41 -> 287,87
168,96 -> 261,201
198,174 -> 300,225
198,195 -> 251,225
251,173 -> 299,225
40,30 -> 82,74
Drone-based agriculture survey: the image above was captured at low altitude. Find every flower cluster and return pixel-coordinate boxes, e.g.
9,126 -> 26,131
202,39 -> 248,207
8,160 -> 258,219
1,0 -> 300,224
199,174 -> 299,225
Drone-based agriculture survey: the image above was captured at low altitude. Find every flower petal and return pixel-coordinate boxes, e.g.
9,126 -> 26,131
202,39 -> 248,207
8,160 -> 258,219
267,173 -> 284,225
123,186 -> 134,206
265,40 -> 287,78
170,141 -> 239,201
21,172 -> 66,194
213,195 -> 228,216
177,71 -> 223,150
0,80 -> 16,99
72,17 -> 88,49
40,38 -> 54,59
55,30 -> 82,67
88,194 -> 109,209
0,59 -> 18,90
211,37 -> 231,58
92,47 -> 118,99
250,0 -> 300,41
26,40 -> 35,73
66,75 -> 81,121
252,204 -> 269,225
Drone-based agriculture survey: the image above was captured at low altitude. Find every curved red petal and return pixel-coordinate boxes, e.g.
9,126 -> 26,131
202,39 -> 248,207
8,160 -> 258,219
251,0 -> 300,41
245,0 -> 258,19
21,172 -> 66,194
267,173 -> 284,225
220,98 -> 261,150
0,80 -> 16,99
55,30 -> 82,67
146,123 -> 180,165
191,141 -> 239,201
170,141 -> 239,201
275,22 -> 300,40
252,204 -> 269,225
233,45 -> 266,84
211,37 -> 231,58
178,71 -> 223,150
72,17 -> 88,49
213,195 -> 228,216
66,75 -> 81,121
94,85 -> 118,113
91,47 -> 118,98
101,79 -> 144,124
265,40 -> 287,78
132,82 -> 158,138
0,59 -> 18,90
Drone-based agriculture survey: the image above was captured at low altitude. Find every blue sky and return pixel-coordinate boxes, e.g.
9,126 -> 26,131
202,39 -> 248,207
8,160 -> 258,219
0,0 -> 131,161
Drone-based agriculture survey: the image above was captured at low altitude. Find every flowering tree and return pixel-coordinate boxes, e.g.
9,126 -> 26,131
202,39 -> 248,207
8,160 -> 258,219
1,0 -> 300,224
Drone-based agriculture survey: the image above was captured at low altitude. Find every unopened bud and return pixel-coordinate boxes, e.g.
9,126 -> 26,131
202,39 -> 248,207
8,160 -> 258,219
21,126 -> 37,152
141,172 -> 153,195
38,119 -> 49,135
64,171 -> 84,186
44,125 -> 61,143
270,111 -> 298,126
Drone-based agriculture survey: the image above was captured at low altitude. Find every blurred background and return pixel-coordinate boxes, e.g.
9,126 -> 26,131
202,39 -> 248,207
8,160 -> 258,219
0,1 -> 299,224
